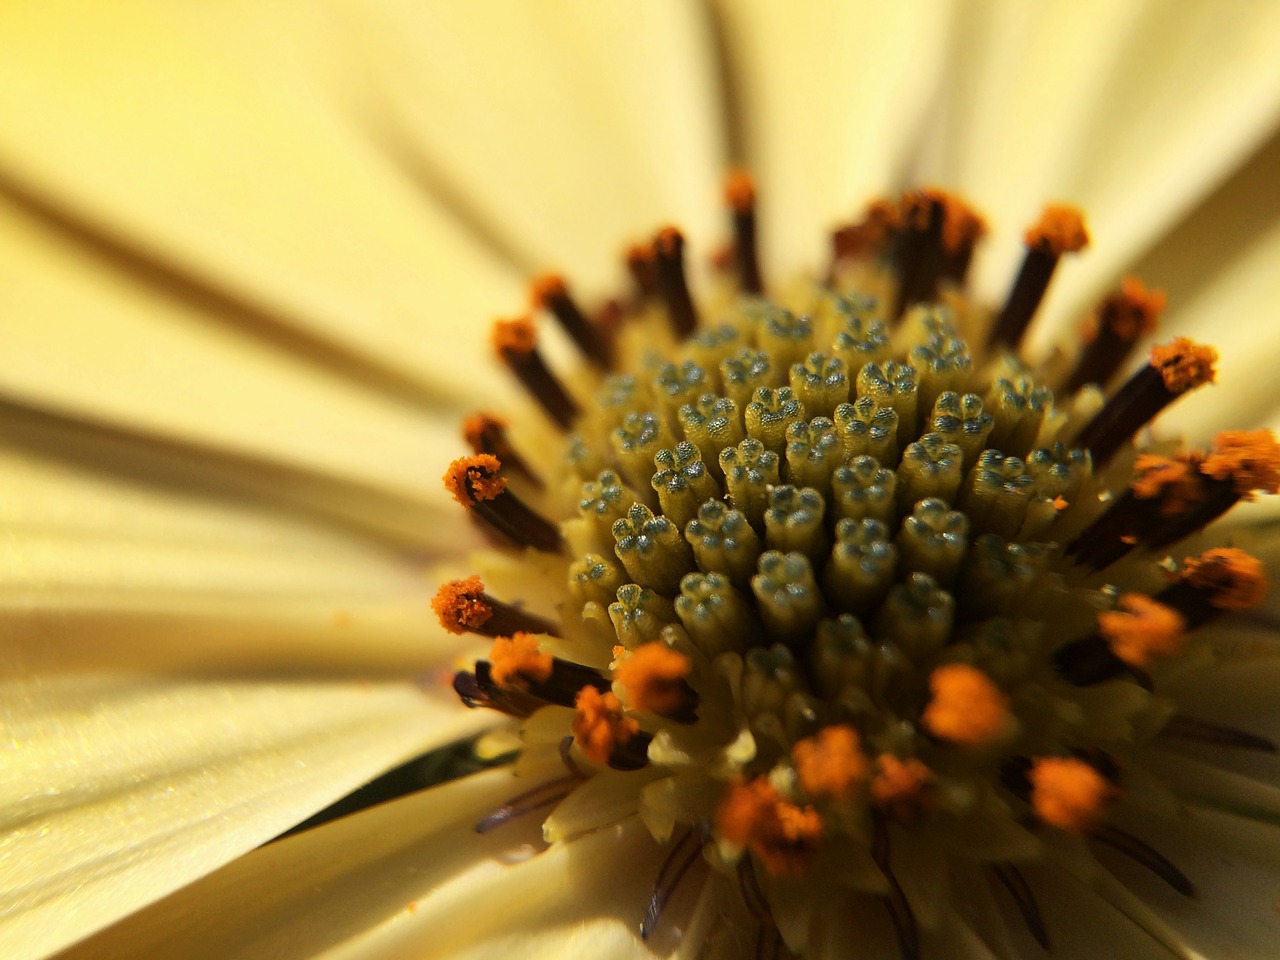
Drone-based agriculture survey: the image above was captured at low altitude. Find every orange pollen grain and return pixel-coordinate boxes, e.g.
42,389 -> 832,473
1180,548 -> 1268,611
431,576 -> 493,635
871,755 -> 933,814
940,195 -> 987,253
792,725 -> 868,801
1149,337 -> 1217,393
443,455 -> 507,507
488,632 -> 554,688
654,226 -> 684,257
724,170 -> 756,211
922,664 -> 1011,748
491,316 -> 537,356
613,643 -> 692,716
1105,276 -> 1166,341
463,413 -> 509,456
1098,594 -> 1186,667
1029,757 -> 1118,832
571,686 -> 638,765
899,187 -> 950,231
529,273 -> 567,308
1202,430 -> 1280,499
715,778 -> 823,876
1025,204 -> 1089,254
1130,454 -> 1205,515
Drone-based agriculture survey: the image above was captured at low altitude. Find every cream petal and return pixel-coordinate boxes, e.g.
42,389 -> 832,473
1097,804 -> 1280,959
311,0 -> 727,294
0,1 -> 520,402
917,0 -> 1280,344
0,442 -> 478,675
709,0 -> 953,278
0,194 -> 492,516
60,771 -> 678,960
0,674 -> 487,960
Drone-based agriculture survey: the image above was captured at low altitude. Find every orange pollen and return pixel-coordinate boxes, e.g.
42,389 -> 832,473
1149,337 -> 1217,393
1201,430 -> 1280,499
922,664 -> 1011,748
462,412 -> 508,456
443,454 -> 508,507
1130,454 -> 1205,515
1024,204 -> 1089,254
715,778 -> 823,876
431,576 -> 493,635
792,725 -> 868,801
940,194 -> 987,253
488,632 -> 554,688
871,755 -> 933,816
613,643 -> 692,716
724,169 -> 756,211
1180,548 -> 1268,611
1104,276 -> 1166,341
529,272 -> 568,308
571,686 -> 638,765
1029,757 -> 1118,832
654,226 -> 684,257
1098,594 -> 1186,667
491,316 -> 537,356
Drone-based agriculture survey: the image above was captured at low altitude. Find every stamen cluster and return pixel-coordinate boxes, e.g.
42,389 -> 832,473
436,184 -> 1276,957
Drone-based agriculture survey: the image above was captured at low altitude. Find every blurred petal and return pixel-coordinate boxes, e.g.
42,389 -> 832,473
0,1 -> 519,403
0,442 -> 473,675
0,675 -> 486,960
60,771 -> 679,960
0,196 -> 481,547
710,0 -> 954,276
917,0 -> 1280,342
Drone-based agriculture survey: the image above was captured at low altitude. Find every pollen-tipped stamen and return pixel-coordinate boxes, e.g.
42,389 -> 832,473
432,576 -> 561,637
463,412 -> 543,488
725,170 -> 764,295
653,227 -> 698,339
988,204 -> 1089,351
492,317 -> 582,430
531,273 -> 613,369
1062,277 -> 1165,394
444,454 -> 564,553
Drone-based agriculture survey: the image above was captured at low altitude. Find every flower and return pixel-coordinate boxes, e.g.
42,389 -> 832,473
5,3 -> 1280,959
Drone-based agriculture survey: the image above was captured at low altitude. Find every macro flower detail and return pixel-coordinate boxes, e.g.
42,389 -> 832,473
433,180 -> 1280,958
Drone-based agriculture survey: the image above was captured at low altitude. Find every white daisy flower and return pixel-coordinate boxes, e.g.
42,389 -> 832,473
3,3 -> 1280,959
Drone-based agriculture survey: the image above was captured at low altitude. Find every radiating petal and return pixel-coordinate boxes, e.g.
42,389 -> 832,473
308,0 -> 727,293
0,442 -> 475,675
59,770 -> 679,960
916,0 -> 1280,342
0,0 -> 519,402
0,675 -> 486,960
0,197 -> 486,550
709,0 -> 954,276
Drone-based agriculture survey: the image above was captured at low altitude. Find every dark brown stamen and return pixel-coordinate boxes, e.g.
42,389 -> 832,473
831,197 -> 901,268
443,454 -> 564,553
492,317 -> 581,430
1090,825 -> 1195,897
1062,277 -> 1165,394
725,170 -> 763,295
989,863 -> 1050,949
1161,715 -> 1277,752
892,189 -> 948,321
872,816 -> 920,960
432,576 -> 562,638
626,243 -> 659,302
641,826 -> 706,940
474,772 -> 582,834
1156,547 -> 1268,628
938,195 -> 987,285
463,412 -> 542,488
653,227 -> 698,339
988,204 -> 1089,351
1050,634 -> 1152,688
531,273 -> 613,369
1072,338 -> 1216,468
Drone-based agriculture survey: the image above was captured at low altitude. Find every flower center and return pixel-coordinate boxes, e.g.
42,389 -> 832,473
435,179 -> 1277,958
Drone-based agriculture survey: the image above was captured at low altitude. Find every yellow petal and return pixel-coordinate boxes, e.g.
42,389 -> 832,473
710,0 -> 953,276
0,1 -> 520,401
1,442 -> 471,674
918,0 -> 1280,341
0,675 -> 488,960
